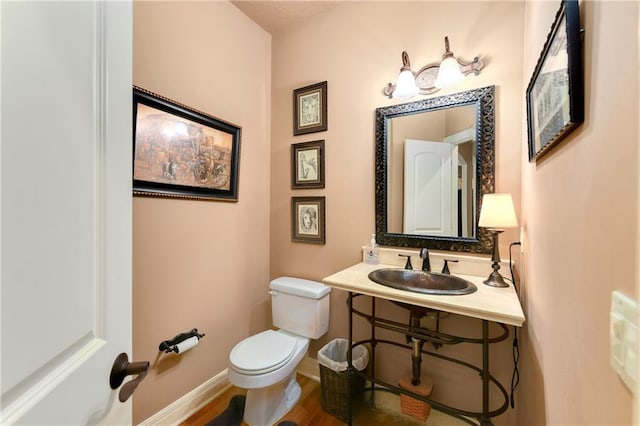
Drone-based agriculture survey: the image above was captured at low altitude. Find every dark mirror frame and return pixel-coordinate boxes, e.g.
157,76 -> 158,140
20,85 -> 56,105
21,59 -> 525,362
374,85 -> 495,253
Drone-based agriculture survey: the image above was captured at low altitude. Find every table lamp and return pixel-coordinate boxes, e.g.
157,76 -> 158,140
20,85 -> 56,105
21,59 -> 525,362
478,193 -> 518,287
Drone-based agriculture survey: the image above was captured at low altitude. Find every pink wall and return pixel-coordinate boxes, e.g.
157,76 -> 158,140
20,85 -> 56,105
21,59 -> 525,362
132,2 -> 271,423
270,2 -> 524,424
131,1 -> 638,424
519,1 -> 638,424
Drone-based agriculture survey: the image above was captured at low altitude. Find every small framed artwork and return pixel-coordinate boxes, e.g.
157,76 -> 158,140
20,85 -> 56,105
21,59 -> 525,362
293,81 -> 327,136
132,86 -> 241,201
526,0 -> 583,162
291,196 -> 325,244
291,140 -> 325,189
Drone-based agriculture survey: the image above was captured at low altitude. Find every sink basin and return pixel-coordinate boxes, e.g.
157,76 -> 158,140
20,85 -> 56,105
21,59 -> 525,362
367,268 -> 477,296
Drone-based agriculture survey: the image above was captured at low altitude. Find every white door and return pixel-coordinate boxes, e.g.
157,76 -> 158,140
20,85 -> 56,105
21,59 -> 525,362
403,139 -> 458,236
1,1 -> 133,424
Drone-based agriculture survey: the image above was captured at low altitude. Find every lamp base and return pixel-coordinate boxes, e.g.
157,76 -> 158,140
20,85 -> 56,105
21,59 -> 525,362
483,271 -> 509,288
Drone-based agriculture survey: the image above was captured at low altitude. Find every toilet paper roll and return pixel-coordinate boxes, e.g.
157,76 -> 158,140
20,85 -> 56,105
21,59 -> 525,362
175,336 -> 199,354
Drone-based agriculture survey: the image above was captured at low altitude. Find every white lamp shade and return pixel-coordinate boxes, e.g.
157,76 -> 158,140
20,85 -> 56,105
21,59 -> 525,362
479,193 -> 518,229
393,69 -> 419,99
434,56 -> 464,89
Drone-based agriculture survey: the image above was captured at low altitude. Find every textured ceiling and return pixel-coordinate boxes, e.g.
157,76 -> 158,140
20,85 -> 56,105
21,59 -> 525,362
230,1 -> 341,34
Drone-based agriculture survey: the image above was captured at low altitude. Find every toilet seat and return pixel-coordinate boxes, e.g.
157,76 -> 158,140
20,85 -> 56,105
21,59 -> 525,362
230,330 -> 298,375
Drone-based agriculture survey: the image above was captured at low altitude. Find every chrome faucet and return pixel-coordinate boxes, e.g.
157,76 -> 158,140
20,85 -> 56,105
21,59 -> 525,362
420,248 -> 430,272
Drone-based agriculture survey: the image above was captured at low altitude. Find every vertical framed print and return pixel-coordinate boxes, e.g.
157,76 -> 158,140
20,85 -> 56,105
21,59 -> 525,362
291,196 -> 325,244
293,81 -> 327,136
291,140 -> 325,189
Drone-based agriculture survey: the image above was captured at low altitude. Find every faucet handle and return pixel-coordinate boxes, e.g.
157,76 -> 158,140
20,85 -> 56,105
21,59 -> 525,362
398,254 -> 413,270
420,248 -> 430,272
442,259 -> 459,274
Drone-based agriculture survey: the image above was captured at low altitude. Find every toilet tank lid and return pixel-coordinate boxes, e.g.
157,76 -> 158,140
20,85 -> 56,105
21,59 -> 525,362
270,276 -> 331,299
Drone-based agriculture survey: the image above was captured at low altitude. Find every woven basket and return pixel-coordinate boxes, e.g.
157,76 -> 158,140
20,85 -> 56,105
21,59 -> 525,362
400,393 -> 431,421
398,375 -> 433,421
319,365 -> 365,422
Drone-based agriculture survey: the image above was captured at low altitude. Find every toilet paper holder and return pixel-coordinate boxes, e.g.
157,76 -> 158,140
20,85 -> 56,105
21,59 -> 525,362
159,328 -> 205,353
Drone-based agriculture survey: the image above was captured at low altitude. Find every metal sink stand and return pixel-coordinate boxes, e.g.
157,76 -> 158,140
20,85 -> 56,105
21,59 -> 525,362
345,292 -> 510,426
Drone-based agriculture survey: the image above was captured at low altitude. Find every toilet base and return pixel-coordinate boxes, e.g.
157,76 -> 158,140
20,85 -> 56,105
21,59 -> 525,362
243,371 -> 301,426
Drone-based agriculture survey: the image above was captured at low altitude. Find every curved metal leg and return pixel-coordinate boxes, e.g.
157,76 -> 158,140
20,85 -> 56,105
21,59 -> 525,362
480,320 -> 493,426
347,292 -> 354,426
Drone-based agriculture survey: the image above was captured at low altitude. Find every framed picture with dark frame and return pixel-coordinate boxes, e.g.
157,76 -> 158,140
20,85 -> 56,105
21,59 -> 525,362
291,196 -> 325,244
526,0 -> 583,162
291,140 -> 325,189
293,81 -> 327,136
132,86 -> 241,201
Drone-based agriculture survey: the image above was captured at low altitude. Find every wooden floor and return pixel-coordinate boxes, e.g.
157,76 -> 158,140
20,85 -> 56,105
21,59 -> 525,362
180,374 -> 432,426
181,375 -> 340,426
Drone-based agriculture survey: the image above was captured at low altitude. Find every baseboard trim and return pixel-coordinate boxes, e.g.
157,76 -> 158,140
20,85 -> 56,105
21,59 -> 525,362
139,356 -> 320,425
297,355 -> 320,382
138,369 -> 231,426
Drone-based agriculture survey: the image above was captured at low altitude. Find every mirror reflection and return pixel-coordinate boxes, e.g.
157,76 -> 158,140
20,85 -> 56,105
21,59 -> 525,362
375,86 -> 495,253
387,105 -> 476,238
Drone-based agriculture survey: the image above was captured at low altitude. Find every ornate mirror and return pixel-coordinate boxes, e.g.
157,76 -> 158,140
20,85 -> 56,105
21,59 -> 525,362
374,85 -> 495,253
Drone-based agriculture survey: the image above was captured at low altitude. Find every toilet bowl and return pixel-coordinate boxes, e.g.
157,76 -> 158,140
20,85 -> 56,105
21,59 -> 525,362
228,330 -> 309,389
227,277 -> 330,426
227,330 -> 309,425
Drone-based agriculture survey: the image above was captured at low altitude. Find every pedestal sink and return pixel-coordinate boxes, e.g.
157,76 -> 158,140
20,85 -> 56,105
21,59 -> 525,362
367,268 -> 477,296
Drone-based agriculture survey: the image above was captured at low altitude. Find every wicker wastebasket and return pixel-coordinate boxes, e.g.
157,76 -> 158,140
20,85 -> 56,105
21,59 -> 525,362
317,339 -> 369,422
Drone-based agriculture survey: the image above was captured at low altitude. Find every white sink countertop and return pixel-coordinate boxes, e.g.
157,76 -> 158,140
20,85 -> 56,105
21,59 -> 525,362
322,248 -> 525,327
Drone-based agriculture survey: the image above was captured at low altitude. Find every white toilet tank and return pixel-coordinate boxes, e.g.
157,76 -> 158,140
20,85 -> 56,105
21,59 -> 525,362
270,277 -> 331,339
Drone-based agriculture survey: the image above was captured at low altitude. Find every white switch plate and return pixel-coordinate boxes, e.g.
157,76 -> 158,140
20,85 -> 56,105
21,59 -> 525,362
610,291 -> 639,393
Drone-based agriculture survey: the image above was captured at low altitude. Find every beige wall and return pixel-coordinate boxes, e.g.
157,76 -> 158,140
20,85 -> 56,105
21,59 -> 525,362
132,2 -> 271,423
637,3 -> 640,424
271,2 -> 524,424
519,1 -> 638,425
130,1 -> 639,424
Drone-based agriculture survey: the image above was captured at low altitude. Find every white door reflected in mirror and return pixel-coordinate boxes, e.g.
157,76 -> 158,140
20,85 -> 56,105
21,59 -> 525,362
386,105 -> 476,240
403,139 -> 458,236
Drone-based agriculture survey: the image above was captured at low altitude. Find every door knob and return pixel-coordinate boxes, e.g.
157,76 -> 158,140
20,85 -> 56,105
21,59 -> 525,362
109,353 -> 149,402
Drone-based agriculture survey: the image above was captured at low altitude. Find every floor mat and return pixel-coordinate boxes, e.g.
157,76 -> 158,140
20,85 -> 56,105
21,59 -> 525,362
205,394 -> 297,426
205,394 -> 245,426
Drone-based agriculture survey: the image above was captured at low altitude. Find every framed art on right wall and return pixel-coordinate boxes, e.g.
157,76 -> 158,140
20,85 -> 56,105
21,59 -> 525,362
526,0 -> 584,162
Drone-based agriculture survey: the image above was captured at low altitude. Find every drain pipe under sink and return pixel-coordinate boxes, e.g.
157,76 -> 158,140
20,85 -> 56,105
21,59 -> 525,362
410,313 -> 425,386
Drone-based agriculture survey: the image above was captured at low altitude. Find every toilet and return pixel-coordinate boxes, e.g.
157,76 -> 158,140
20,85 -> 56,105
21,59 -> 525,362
227,276 -> 331,426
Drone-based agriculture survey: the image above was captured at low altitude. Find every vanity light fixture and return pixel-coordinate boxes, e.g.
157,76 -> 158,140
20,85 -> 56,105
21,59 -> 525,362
478,193 -> 518,288
434,37 -> 465,88
392,51 -> 420,99
384,36 -> 485,99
